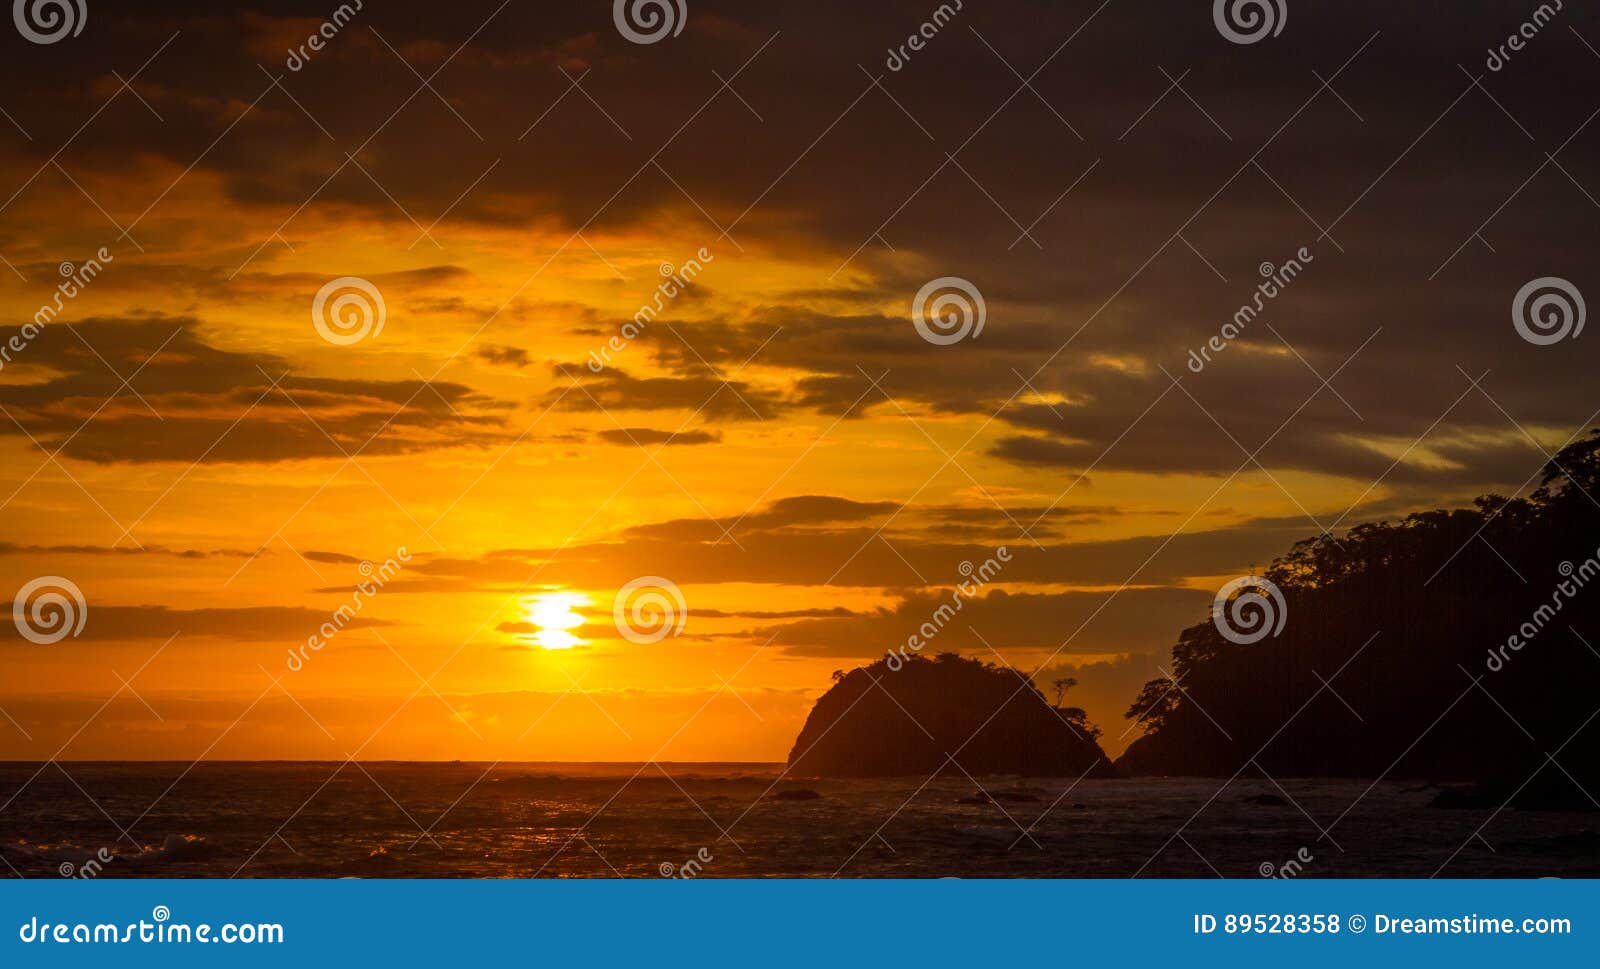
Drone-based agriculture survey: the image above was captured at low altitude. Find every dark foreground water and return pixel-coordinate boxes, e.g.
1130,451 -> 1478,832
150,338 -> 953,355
1,763 -> 1595,878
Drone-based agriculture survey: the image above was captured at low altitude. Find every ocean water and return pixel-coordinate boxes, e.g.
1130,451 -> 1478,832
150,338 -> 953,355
1,763 -> 1595,878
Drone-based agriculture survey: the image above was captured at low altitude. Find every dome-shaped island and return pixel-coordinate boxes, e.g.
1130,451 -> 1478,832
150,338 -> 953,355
787,652 -> 1115,778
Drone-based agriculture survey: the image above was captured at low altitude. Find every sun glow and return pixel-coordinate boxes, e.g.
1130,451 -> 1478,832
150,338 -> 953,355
523,591 -> 590,650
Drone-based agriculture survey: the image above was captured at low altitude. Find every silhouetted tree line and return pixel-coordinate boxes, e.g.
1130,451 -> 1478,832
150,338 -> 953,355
1118,431 -> 1600,806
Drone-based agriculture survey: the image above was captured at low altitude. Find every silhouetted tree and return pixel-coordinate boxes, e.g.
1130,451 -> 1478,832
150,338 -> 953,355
1119,430 -> 1600,806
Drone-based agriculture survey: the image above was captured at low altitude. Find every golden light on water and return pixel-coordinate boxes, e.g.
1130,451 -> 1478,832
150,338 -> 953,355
523,591 -> 589,650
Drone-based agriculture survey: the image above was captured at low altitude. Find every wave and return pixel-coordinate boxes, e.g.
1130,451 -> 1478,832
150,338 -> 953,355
1,833 -> 209,867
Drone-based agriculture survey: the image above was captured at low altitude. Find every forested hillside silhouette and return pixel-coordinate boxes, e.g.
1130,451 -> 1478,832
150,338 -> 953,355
788,653 -> 1112,778
1118,432 -> 1600,808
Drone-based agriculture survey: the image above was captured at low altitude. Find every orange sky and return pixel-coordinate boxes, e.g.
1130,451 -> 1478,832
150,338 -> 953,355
0,1 -> 1593,762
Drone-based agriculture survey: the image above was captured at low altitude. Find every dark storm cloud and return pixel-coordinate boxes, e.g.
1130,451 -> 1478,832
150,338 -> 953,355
302,550 -> 364,565
616,494 -> 1124,545
2,0 -> 1594,497
474,344 -> 532,368
399,495 -> 1312,590
542,366 -> 788,421
7,0 -> 1596,269
0,542 -> 259,559
635,302 -> 1584,492
621,494 -> 900,542
913,503 -> 1128,540
693,606 -> 864,619
595,427 -> 721,446
309,577 -> 470,596
7,2 -> 1568,237
0,318 -> 513,463
759,586 -> 1212,659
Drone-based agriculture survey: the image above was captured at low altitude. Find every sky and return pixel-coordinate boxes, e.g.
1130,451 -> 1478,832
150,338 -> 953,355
0,0 -> 1596,762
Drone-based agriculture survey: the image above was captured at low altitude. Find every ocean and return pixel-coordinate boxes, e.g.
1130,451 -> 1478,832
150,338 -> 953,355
1,763 -> 1594,878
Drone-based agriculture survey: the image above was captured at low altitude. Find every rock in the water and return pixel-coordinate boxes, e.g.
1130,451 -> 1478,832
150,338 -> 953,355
988,790 -> 1040,803
769,788 -> 823,801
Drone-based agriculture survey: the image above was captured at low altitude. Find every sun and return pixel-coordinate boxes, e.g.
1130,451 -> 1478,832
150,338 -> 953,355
522,591 -> 590,650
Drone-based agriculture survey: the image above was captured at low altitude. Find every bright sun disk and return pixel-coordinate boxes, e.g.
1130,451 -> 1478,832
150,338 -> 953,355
523,591 -> 589,650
